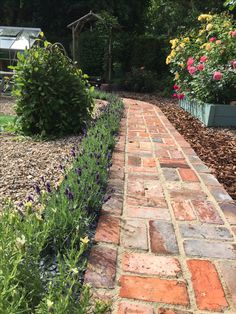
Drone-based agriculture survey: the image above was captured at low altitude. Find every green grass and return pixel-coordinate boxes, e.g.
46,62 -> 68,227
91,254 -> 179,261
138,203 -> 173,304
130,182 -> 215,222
0,115 -> 16,126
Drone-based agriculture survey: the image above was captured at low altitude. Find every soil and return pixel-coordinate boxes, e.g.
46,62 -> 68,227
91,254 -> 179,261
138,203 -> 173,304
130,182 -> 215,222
118,91 -> 236,201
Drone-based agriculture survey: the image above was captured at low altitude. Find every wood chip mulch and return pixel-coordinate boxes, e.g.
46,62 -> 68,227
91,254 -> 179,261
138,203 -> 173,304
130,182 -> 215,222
118,92 -> 236,201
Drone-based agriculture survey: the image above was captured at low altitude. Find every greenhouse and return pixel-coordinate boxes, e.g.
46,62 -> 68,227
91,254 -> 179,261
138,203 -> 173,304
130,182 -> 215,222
0,26 -> 41,71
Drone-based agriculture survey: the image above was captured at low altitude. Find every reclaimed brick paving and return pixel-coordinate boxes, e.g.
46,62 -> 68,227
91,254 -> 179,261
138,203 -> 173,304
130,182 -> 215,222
84,99 -> 236,314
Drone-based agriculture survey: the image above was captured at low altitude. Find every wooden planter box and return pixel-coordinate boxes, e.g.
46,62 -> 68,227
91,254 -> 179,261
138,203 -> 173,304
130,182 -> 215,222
179,98 -> 236,127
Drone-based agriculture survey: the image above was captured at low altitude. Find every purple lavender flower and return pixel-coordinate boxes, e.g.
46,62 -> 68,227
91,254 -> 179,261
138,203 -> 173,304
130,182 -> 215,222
75,168 -> 82,176
65,186 -> 74,201
46,182 -> 52,193
96,172 -> 100,183
70,149 -> 76,157
27,195 -> 34,202
34,184 -> 41,195
65,175 -> 68,180
59,164 -> 64,171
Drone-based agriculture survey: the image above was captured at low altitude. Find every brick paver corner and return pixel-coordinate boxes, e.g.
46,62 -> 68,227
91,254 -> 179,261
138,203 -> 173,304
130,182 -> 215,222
84,99 -> 236,314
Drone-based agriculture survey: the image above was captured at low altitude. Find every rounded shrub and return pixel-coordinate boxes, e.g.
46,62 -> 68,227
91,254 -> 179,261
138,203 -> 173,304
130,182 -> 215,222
12,41 -> 94,136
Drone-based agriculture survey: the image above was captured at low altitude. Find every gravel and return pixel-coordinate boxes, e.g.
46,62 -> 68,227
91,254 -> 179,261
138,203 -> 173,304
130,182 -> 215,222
0,98 -> 107,207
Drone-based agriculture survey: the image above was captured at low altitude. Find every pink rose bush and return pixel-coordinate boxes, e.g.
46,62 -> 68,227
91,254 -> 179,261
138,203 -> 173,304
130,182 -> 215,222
167,13 -> 236,104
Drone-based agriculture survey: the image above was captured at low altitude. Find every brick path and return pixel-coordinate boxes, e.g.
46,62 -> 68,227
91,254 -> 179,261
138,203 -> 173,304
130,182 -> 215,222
85,99 -> 236,314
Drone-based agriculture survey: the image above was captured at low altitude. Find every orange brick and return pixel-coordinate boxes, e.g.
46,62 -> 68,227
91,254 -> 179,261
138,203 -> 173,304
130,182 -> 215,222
187,259 -> 228,311
119,275 -> 189,305
178,169 -> 199,182
118,302 -> 154,314
143,158 -> 156,167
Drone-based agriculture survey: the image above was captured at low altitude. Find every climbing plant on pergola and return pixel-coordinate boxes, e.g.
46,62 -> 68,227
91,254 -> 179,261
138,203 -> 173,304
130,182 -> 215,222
67,11 -> 113,81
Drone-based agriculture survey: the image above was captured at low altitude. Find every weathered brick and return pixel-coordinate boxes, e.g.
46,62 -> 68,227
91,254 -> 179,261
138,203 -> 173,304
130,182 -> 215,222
232,226 -> 236,235
127,180 -> 145,196
192,163 -> 211,173
160,159 -> 190,169
107,178 -> 124,195
122,220 -> 148,250
191,200 -> 223,224
169,188 -> 207,201
122,252 -> 181,277
144,180 -> 164,198
199,173 -> 221,186
219,202 -> 236,225
209,187 -> 233,203
127,206 -> 170,220
179,223 -> 233,241
102,194 -> 123,216
187,260 -> 228,311
219,262 -> 236,307
178,169 -> 199,182
127,195 -> 167,208
84,246 -> 117,288
119,276 -> 189,305
184,239 -> 236,259
118,302 -> 154,314
172,201 -> 196,221
158,309 -> 192,314
95,215 -> 120,244
128,156 -> 142,167
143,158 -> 157,167
168,150 -> 184,159
149,221 -> 179,254
163,168 -> 180,181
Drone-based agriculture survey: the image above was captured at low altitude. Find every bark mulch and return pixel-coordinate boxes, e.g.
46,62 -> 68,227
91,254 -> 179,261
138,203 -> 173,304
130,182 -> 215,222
118,92 -> 236,201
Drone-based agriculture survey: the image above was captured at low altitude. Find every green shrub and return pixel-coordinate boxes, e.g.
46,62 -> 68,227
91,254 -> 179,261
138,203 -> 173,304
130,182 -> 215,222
11,41 -> 94,137
0,92 -> 124,313
124,67 -> 158,92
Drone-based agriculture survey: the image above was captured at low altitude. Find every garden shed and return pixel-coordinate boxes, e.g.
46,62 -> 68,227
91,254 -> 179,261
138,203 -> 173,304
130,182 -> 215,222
0,26 -> 41,71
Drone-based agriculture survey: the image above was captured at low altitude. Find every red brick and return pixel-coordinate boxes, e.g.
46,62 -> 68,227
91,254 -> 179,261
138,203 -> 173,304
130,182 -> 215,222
127,206 -> 170,220
158,309 -> 192,314
149,221 -> 179,254
169,150 -> 184,159
118,302 -> 154,314
178,169 -> 199,182
232,226 -> 236,235
128,156 -> 141,167
187,260 -> 228,311
128,167 -> 155,173
122,252 -> 181,277
191,200 -> 223,224
119,275 -> 189,305
172,201 -> 196,221
95,215 -> 120,244
219,262 -> 236,307
84,246 -> 117,288
127,195 -> 167,208
160,159 -> 190,169
144,180 -> 164,198
122,220 -> 148,250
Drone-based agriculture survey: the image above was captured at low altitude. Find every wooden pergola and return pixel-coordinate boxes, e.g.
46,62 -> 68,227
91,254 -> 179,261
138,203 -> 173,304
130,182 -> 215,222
67,11 -> 112,81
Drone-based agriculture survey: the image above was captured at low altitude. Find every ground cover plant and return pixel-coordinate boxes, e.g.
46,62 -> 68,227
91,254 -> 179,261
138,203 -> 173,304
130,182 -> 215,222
0,92 -> 124,313
167,12 -> 236,103
11,40 -> 94,137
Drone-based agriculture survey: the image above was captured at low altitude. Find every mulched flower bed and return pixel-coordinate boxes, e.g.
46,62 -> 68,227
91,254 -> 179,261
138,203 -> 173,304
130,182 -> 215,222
118,92 -> 236,201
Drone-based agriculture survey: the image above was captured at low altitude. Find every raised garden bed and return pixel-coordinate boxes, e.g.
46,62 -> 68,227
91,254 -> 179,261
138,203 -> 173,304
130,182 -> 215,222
179,98 -> 236,127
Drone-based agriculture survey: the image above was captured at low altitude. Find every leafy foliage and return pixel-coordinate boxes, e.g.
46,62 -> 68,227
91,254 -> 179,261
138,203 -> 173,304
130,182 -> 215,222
0,93 -> 124,313
11,41 -> 94,137
124,67 -> 158,92
168,13 -> 236,104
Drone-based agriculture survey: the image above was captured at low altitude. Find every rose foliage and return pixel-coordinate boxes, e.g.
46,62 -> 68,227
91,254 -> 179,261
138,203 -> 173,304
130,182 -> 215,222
167,13 -> 236,104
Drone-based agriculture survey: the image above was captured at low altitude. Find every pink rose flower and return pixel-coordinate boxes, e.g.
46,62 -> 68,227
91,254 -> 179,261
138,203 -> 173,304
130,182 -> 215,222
209,37 -> 216,42
200,56 -> 208,63
173,84 -> 180,90
232,61 -> 236,69
216,40 -> 221,45
187,57 -> 194,67
213,71 -> 223,81
177,94 -> 185,100
173,93 -> 178,98
188,66 -> 197,75
231,30 -> 236,38
197,63 -> 204,71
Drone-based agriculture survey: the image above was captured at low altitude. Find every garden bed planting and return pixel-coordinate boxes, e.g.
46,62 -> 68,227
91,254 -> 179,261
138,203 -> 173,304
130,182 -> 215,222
0,93 -> 123,313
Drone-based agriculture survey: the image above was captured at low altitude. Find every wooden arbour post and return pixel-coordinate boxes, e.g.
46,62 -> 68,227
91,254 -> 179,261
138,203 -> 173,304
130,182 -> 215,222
67,11 -> 112,81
